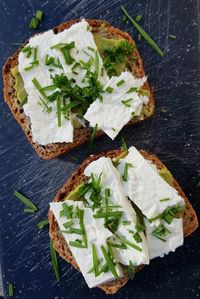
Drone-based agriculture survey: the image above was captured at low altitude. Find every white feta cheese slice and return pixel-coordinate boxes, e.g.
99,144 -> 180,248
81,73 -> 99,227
117,147 -> 185,222
144,218 -> 184,259
84,157 -> 149,266
84,71 -> 148,140
50,201 -> 123,288
18,30 -> 73,145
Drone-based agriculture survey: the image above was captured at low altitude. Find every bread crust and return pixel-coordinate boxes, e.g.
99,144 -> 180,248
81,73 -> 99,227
3,19 -> 154,159
48,149 -> 198,294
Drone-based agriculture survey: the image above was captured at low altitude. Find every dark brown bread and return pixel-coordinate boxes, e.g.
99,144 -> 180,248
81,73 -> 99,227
3,20 -> 154,160
48,149 -> 198,294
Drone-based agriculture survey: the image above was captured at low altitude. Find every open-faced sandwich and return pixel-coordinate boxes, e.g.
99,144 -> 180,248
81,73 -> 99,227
48,146 -> 198,294
3,19 -> 154,159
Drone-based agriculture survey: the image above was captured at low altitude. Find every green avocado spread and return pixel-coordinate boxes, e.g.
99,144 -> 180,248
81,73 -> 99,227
11,66 -> 27,105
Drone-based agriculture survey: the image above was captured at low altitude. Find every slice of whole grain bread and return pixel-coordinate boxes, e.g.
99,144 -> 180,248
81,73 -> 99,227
48,149 -> 198,294
3,19 -> 154,160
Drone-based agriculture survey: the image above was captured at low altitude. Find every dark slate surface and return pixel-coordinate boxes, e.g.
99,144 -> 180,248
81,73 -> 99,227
0,0 -> 200,298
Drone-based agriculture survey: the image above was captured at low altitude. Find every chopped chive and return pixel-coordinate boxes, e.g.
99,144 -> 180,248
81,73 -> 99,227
94,50 -> 99,77
92,243 -> 99,277
24,60 -> 39,71
89,124 -> 98,154
35,10 -> 43,21
151,224 -> 171,242
32,78 -> 47,98
106,86 -> 114,93
107,241 -> 127,249
196,180 -> 200,188
50,239 -> 60,281
160,198 -> 171,202
71,62 -> 80,71
121,5 -> 164,57
112,128 -> 116,131
121,98 -> 133,107
24,208 -> 36,213
127,260 -> 135,280
122,15 -> 127,22
122,220 -> 131,226
77,208 -> 88,248
116,79 -> 125,87
87,46 -> 95,52
39,97 -> 52,113
161,108 -> 168,113
69,240 -> 85,248
14,191 -> 38,211
7,283 -> 14,297
29,17 -> 39,29
60,203 -> 73,218
121,136 -> 128,153
56,95 -> 61,127
138,34 -> 142,42
169,34 -> 176,39
82,49 -> 93,57
87,258 -> 103,273
93,211 -> 123,218
136,223 -> 145,232
61,47 -> 74,65
36,219 -> 49,229
62,227 -> 82,235
116,234 -> 142,252
132,231 -> 142,243
33,47 -> 37,61
136,15 -> 142,22
63,220 -> 74,229
126,87 -> 138,93
41,85 -> 56,91
101,245 -> 119,279
122,162 -> 133,181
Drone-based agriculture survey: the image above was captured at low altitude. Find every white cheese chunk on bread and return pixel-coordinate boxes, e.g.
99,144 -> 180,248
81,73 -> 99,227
117,146 -> 185,222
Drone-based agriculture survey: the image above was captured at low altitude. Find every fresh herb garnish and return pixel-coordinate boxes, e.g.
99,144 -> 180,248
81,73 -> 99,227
7,282 -> 14,297
36,219 -> 49,229
136,223 -> 145,232
121,5 -> 164,57
116,234 -> 142,252
151,224 -> 171,242
56,95 -> 62,127
122,162 -> 133,181
149,204 -> 184,224
138,34 -> 142,42
50,239 -> 60,281
29,10 -> 43,29
35,10 -> 43,21
87,46 -> 95,52
169,34 -> 176,39
126,87 -> 138,93
51,42 -> 75,65
117,79 -> 125,87
77,207 -> 88,248
94,51 -> 99,77
92,243 -> 99,277
122,220 -> 131,226
107,241 -> 127,249
127,261 -> 135,280
24,208 -> 36,213
14,191 -> 38,212
136,15 -> 142,22
121,98 -> 133,107
106,86 -> 114,93
160,198 -> 171,202
69,240 -> 85,248
121,136 -> 128,154
103,40 -> 135,76
132,231 -> 142,243
87,258 -> 103,274
101,245 -> 119,279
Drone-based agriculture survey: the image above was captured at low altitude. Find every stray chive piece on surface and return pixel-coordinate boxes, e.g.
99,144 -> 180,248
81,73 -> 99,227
14,191 -> 38,212
122,15 -> 127,22
138,34 -> 142,42
50,239 -> 60,281
101,245 -> 119,279
169,34 -> 176,39
121,98 -> 133,107
36,219 -> 49,229
136,15 -> 142,22
29,9 -> 43,30
121,5 -> 164,58
7,283 -> 14,297
160,197 -> 171,202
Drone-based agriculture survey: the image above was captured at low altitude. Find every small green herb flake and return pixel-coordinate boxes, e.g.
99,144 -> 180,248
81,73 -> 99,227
94,50 -> 99,77
121,98 -> 133,107
93,211 -> 123,219
87,258 -> 103,273
152,224 -> 171,242
50,239 -> 60,281
14,191 -> 38,211
121,5 -> 164,58
106,86 -> 114,93
56,95 -> 61,127
89,124 -> 98,154
136,15 -> 142,22
35,10 -> 43,21
138,34 -> 142,42
92,243 -> 99,277
116,234 -> 142,252
36,219 -> 49,229
8,283 -> 14,297
87,46 -> 95,52
122,15 -> 127,22
101,245 -> 119,279
127,87 -> 138,93
127,260 -> 135,280
69,240 -> 85,248
24,208 -> 36,213
122,162 -> 133,181
132,231 -> 142,243
122,220 -> 131,226
160,197 -> 171,202
136,223 -> 145,232
169,34 -> 176,40
121,136 -> 128,153
29,17 -> 39,30
117,79 -> 125,87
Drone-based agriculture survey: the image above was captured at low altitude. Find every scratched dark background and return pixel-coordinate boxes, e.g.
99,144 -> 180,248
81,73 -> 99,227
0,0 -> 200,298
